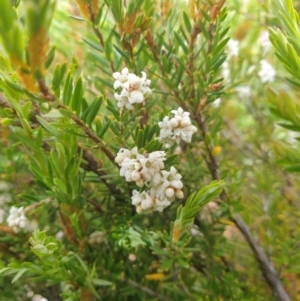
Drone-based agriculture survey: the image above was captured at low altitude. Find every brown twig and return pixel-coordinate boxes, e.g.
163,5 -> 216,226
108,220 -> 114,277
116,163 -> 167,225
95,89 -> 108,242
58,104 -> 116,165
128,280 -> 171,301
234,214 -> 290,301
0,93 -> 14,110
80,147 -> 124,202
187,24 -> 201,100
0,225 -> 18,236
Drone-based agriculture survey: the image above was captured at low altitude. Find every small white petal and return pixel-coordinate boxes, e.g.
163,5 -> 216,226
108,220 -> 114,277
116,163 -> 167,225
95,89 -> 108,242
129,90 -> 144,104
112,72 -> 121,80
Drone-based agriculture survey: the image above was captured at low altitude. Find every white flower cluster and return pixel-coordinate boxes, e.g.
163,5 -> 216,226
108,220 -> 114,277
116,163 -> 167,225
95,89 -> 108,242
258,59 -> 276,83
26,291 -> 48,301
158,107 -> 197,147
88,231 -> 107,245
221,61 -> 230,81
222,39 -> 239,82
113,68 -> 152,110
115,147 -> 184,213
6,206 -> 38,233
32,295 -> 48,301
259,31 -> 272,56
7,206 -> 30,232
226,39 -> 239,60
235,86 -> 251,99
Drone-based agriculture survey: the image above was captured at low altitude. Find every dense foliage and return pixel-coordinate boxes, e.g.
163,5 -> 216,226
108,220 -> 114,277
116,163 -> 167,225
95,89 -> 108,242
0,0 -> 300,300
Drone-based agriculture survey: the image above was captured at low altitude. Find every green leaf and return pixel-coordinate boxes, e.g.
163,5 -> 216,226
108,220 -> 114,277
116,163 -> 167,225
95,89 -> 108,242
124,108 -> 143,125
36,116 -> 60,137
72,77 -> 83,114
83,37 -> 103,52
174,32 -> 189,54
136,129 -> 144,149
144,139 -> 163,152
42,109 -> 64,118
11,268 -> 28,283
278,123 -> 300,132
0,0 -> 24,60
182,11 -> 192,32
113,44 -> 130,60
45,46 -> 56,69
177,257 -> 190,269
92,278 -> 112,286
284,164 -> 300,172
36,127 -> 43,148
54,178 -> 67,194
52,63 -> 67,91
177,181 -> 225,227
63,72 -> 73,106
97,120 -> 111,138
86,97 -> 102,125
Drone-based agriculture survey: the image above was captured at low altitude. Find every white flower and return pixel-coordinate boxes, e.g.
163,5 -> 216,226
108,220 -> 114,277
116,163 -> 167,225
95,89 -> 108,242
113,67 -> 129,89
235,86 -> 251,98
88,231 -> 107,245
157,116 -> 174,146
27,219 -> 38,232
0,193 -> 11,206
113,68 -> 151,110
120,158 -> 142,182
258,60 -> 276,83
140,72 -> 152,96
131,190 -> 155,213
226,39 -> 239,59
116,147 -> 184,214
139,151 -> 166,179
212,98 -> 222,108
115,148 -> 133,164
116,147 -> 167,186
131,189 -> 172,214
6,206 -> 30,233
116,146 -> 143,162
32,294 -> 48,301
150,167 -> 184,201
0,181 -> 12,191
259,31 -> 272,56
55,231 -> 64,239
114,93 -> 134,110
222,61 -> 230,81
158,107 -> 197,147
154,198 -> 171,212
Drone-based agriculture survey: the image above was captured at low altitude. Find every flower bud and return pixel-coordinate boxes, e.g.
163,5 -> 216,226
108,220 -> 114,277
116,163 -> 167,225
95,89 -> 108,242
165,187 -> 175,198
136,205 -> 142,214
0,118 -> 14,126
136,178 -> 145,187
212,146 -> 221,157
170,118 -> 179,128
180,118 -> 191,127
175,189 -> 184,199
